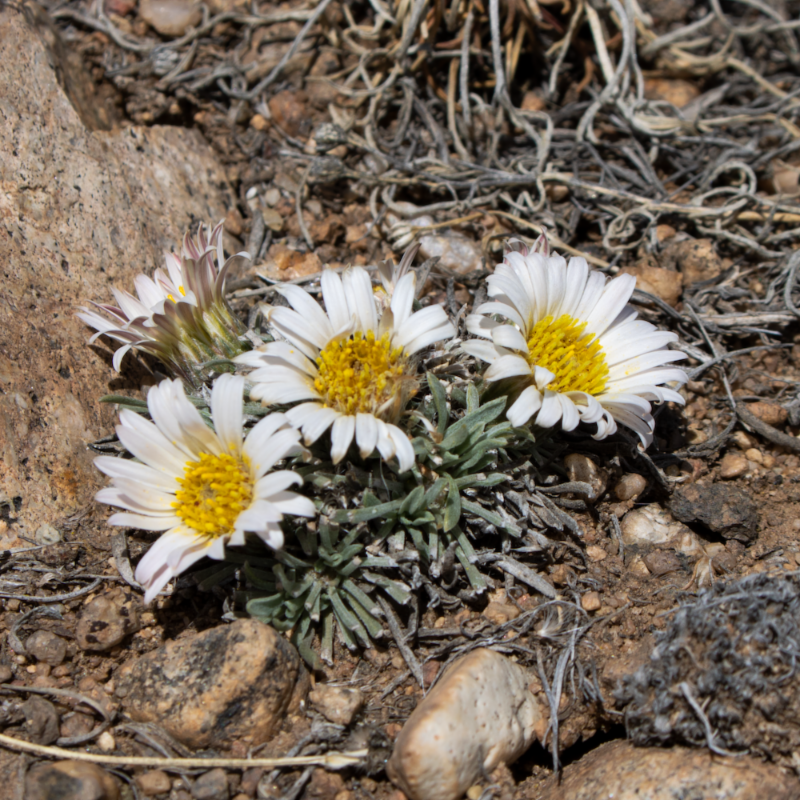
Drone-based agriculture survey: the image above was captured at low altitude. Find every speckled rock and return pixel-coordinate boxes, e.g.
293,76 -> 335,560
0,5 -> 236,544
309,685 -> 364,727
76,587 -> 140,651
117,619 -> 309,749
537,740 -> 800,800
25,760 -> 120,800
387,648 -> 544,800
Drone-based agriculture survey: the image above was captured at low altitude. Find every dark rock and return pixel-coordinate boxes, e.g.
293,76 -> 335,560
536,740 -> 800,800
26,630 -> 67,665
76,587 -> 140,651
25,760 -> 120,800
22,696 -> 60,745
617,572 -> 800,768
667,484 -> 758,543
118,619 -> 309,749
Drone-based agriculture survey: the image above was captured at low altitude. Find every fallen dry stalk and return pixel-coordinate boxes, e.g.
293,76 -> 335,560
0,731 -> 367,770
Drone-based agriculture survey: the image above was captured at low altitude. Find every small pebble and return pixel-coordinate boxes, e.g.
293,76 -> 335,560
0,664 -> 12,682
139,0 -> 202,36
137,770 -> 172,796
621,505 -> 687,547
614,473 -> 647,501
581,592 -> 601,612
719,452 -> 748,480
482,602 -> 520,625
308,685 -> 364,727
192,768 -> 230,800
746,401 -> 788,427
732,431 -> 756,450
586,545 -> 608,562
97,731 -> 116,751
745,448 -> 763,465
564,453 -> 607,501
26,630 -> 67,666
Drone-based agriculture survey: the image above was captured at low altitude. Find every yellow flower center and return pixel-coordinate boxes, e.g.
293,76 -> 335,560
526,314 -> 609,395
315,331 -> 406,415
172,452 -> 253,537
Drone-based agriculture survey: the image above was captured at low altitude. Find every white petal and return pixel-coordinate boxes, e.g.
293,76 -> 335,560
391,272 -> 417,329
116,409 -> 187,477
277,284 -> 334,340
256,525 -> 284,550
558,394 -> 580,431
386,424 -> 414,472
211,374 -> 244,456
94,456 -> 179,492
607,350 -> 687,382
254,470 -> 303,499
535,390 -> 563,429
356,413 -> 379,459
461,339 -> 501,364
269,307 -> 329,354
330,414 -> 356,463
343,267 -> 378,333
375,421 -> 396,461
244,412 -> 291,460
474,301 -> 526,332
107,512 -> 179,531
289,404 -> 340,445
491,324 -> 528,353
485,354 -> 532,382
584,274 -> 636,337
321,269 -> 352,332
603,332 -> 679,367
506,386 -> 542,427
559,257 -> 589,318
248,429 -> 305,479
269,492 -> 317,517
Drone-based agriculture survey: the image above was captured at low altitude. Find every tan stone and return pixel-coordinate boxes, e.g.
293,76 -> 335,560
268,89 -> 310,139
613,473 -> 647,501
644,78 -> 700,108
669,238 -> 724,286
136,770 -> 172,796
309,685 -> 364,727
139,0 -> 201,37
118,619 -> 308,749
482,602 -> 521,625
719,452 -> 748,479
261,245 -> 322,281
619,265 -> 683,307
581,592 -> 602,612
538,740 -> 800,800
586,545 -> 608,562
0,6 -> 236,541
746,401 -> 788,427
387,649 -> 543,800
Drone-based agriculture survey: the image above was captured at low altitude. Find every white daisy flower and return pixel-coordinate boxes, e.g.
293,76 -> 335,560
78,221 -> 247,387
235,266 -> 455,472
94,374 -> 315,604
462,240 -> 688,446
